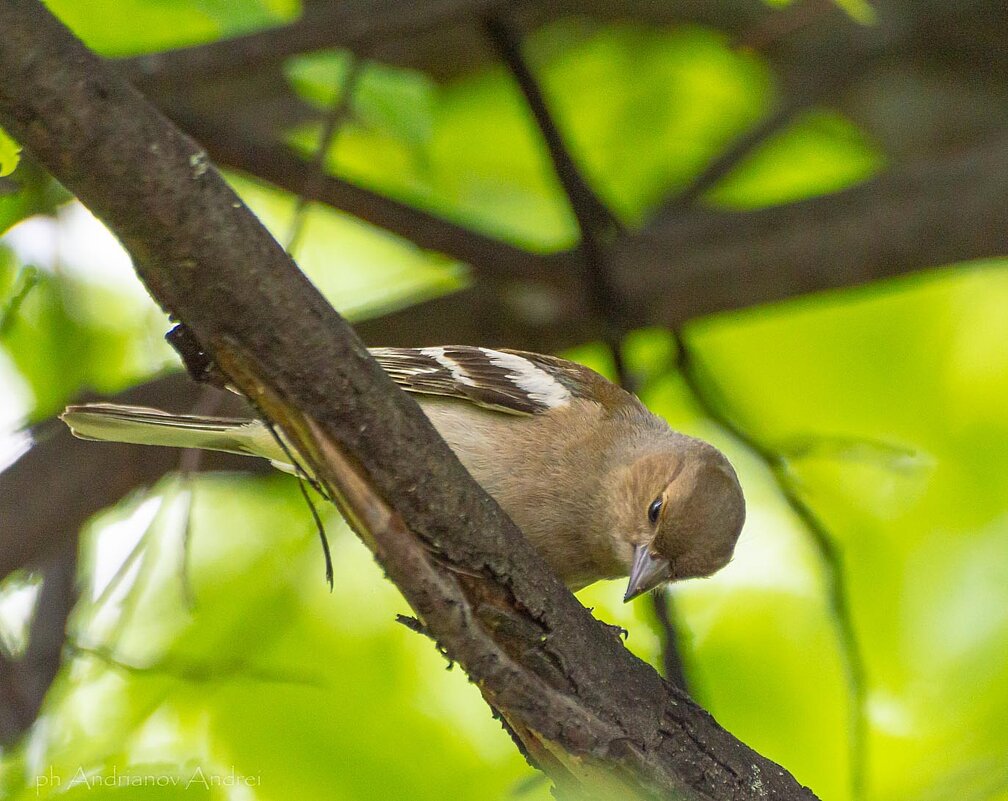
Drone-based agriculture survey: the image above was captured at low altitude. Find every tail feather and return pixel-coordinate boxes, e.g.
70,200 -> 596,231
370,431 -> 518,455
60,403 -> 287,465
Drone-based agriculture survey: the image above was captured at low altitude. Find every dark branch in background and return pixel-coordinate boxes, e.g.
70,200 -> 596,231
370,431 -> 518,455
481,16 -> 617,234
614,134 -> 1008,327
0,3 -> 818,799
732,0 -> 838,53
483,11 -> 689,691
0,541 -> 76,746
116,0 -> 767,89
667,94 -> 820,212
650,588 -> 689,691
483,14 -> 630,383
119,0 -> 507,86
664,8 -> 888,213
354,286 -> 596,351
674,339 -> 868,800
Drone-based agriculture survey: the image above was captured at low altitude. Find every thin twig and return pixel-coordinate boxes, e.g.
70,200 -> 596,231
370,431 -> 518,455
174,385 -> 224,610
663,73 -> 862,214
675,332 -> 867,801
667,100 -> 807,211
483,14 -> 631,385
285,55 -> 366,255
649,588 -> 689,691
259,416 -> 335,589
395,614 -> 454,668
0,266 -> 39,336
660,3 -> 878,216
482,17 -> 618,236
485,11 -> 691,691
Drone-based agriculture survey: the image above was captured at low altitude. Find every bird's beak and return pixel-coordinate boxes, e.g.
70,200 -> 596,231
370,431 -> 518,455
624,544 -> 672,603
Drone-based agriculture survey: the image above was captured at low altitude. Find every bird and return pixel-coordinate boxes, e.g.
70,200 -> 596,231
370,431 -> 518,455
61,346 -> 745,602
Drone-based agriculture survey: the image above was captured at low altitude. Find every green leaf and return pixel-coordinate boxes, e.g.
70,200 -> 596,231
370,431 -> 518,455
686,262 -> 1008,801
0,251 -> 172,420
708,109 -> 885,209
0,162 -> 70,236
834,0 -> 877,25
285,23 -> 773,249
0,126 -> 20,177
45,0 -> 300,57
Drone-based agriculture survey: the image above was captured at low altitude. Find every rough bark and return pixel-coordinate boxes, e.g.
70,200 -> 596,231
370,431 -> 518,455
0,2 -> 817,799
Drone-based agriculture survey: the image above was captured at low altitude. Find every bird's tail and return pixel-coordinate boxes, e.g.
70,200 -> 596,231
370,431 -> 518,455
60,403 -> 291,468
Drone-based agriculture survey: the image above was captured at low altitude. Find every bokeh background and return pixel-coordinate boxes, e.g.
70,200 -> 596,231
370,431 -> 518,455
1,2 -> 1007,801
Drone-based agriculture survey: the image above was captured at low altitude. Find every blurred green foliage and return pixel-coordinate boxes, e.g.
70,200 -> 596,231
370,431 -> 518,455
0,126 -> 20,177
1,4 -> 1006,801
43,0 -> 298,56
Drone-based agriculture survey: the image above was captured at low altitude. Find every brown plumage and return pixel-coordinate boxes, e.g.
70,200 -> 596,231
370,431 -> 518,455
62,346 -> 746,600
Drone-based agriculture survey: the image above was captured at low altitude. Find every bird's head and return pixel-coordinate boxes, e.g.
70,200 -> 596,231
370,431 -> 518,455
618,440 -> 745,602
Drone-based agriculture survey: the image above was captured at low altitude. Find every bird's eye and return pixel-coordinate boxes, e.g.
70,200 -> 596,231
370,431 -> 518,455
648,496 -> 663,525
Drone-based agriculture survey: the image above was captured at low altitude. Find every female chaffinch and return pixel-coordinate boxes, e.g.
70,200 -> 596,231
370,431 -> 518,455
62,346 -> 745,601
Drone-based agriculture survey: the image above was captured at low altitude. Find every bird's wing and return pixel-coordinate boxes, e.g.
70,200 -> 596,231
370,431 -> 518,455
370,346 -> 632,415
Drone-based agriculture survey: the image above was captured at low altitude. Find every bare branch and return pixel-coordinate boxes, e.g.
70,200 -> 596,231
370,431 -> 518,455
116,0 -> 767,88
614,137 -> 1008,328
649,590 -> 689,692
483,13 -> 628,352
118,0 -> 506,87
0,541 -> 77,746
284,55 -> 366,254
483,15 -> 618,236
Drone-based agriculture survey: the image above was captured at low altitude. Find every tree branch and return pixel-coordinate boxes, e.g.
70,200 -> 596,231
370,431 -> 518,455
0,3 -> 817,798
118,0 -> 507,87
165,103 -> 1008,342
614,137 -> 1008,327
483,13 -> 630,370
482,15 -> 618,238
0,540 -> 78,746
117,0 -> 765,88
484,10 -> 690,693
284,54 -> 366,254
